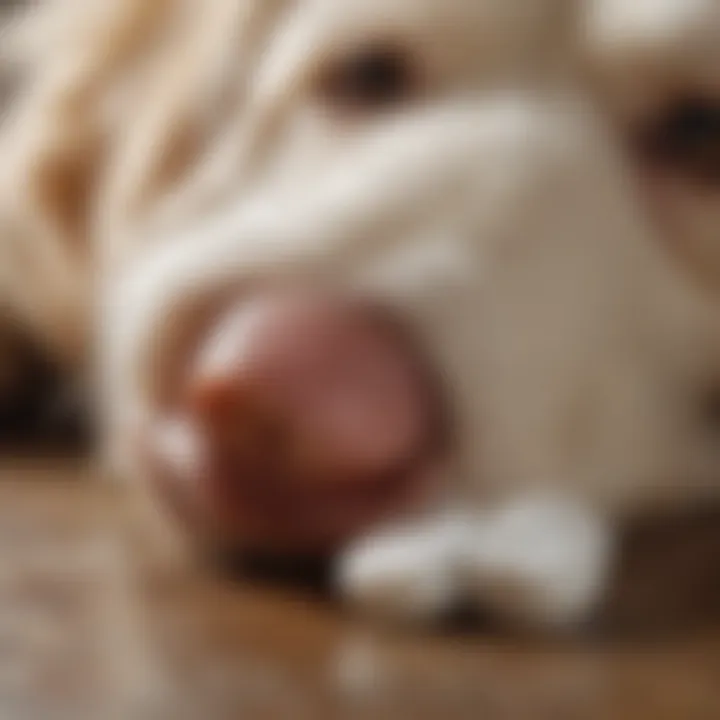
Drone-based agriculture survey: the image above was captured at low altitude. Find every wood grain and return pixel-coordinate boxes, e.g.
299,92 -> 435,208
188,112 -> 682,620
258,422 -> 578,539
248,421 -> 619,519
0,460 -> 718,719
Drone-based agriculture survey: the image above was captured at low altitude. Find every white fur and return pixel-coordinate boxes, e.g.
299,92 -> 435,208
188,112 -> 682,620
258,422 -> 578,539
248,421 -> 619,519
340,497 -> 612,629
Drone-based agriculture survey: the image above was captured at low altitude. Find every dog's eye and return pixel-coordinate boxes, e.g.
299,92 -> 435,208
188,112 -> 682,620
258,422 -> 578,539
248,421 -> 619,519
637,98 -> 720,185
319,45 -> 418,112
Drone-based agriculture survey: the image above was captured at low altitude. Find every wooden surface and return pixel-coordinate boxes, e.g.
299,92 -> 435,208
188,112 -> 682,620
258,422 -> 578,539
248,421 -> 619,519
0,460 -> 718,719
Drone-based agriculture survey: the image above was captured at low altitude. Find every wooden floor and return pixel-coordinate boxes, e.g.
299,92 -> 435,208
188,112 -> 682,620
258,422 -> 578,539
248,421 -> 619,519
0,460 -> 718,719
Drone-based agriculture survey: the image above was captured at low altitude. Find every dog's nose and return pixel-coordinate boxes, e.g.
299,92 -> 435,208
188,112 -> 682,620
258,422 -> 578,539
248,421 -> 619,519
145,290 -> 444,553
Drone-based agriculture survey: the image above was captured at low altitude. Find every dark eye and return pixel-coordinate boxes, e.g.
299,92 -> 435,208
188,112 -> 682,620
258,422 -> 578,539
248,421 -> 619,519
637,97 -> 720,185
319,45 -> 418,112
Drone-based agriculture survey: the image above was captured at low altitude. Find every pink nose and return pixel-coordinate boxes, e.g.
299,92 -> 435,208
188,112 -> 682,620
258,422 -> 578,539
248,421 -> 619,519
145,290 -> 444,553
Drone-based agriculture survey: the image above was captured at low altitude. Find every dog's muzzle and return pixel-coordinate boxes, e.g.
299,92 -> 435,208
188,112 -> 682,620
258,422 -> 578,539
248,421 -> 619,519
114,98 -> 648,555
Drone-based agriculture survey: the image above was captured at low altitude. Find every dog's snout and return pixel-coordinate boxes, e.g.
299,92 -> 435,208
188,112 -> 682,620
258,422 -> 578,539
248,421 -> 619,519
141,289 -> 445,552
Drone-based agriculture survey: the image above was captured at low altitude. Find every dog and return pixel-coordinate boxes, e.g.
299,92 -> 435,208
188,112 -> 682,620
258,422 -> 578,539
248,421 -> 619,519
0,0 -> 718,631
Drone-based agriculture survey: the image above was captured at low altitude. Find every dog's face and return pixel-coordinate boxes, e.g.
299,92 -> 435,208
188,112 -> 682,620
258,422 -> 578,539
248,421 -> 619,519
2,0 -> 720,555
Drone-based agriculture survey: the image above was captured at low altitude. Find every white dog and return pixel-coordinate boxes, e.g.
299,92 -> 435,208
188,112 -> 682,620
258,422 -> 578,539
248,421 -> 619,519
0,0 -> 718,631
